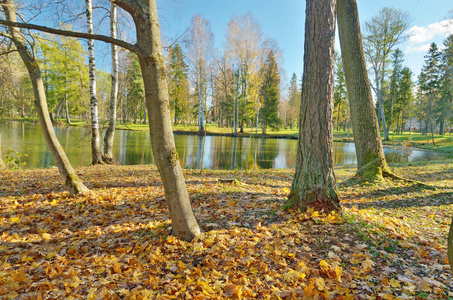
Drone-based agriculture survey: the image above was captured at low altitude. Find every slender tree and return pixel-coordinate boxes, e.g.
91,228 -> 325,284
225,13 -> 263,133
0,132 -> 5,169
388,48 -> 404,133
259,50 -> 281,134
288,73 -> 301,129
85,0 -> 103,164
0,0 -> 202,241
418,43 -> 442,141
334,52 -> 348,131
0,0 -> 89,195
285,0 -> 340,212
363,7 -> 411,140
396,67 -> 414,133
186,15 -> 213,134
115,0 -> 201,240
337,0 -> 392,181
440,35 -> 453,135
168,43 -> 189,125
103,2 -> 119,161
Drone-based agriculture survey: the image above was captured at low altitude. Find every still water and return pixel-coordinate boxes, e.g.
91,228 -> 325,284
1,121 -> 446,169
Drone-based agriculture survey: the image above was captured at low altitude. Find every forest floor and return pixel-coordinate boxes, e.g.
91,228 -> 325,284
1,162 -> 453,299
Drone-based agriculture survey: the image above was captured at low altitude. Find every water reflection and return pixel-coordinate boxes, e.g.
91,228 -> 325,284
1,121 -> 447,170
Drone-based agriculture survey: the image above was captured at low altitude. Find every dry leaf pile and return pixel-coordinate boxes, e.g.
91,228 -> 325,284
0,162 -> 452,299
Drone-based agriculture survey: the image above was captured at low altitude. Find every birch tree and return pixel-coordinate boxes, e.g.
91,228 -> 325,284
186,15 -> 213,134
103,2 -> 118,161
225,13 -> 263,134
85,0 -> 103,164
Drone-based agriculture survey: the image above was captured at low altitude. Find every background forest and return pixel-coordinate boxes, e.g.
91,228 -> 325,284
1,6 -> 451,139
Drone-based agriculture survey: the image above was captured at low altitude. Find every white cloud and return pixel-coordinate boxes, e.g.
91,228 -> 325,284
408,19 -> 453,44
405,43 -> 431,54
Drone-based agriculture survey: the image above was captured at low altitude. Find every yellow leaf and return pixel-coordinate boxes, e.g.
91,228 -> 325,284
87,288 -> 97,300
306,207 -> 314,215
46,252 -> 56,259
42,233 -> 52,240
389,278 -> 401,288
311,211 -> 320,218
315,277 -> 326,291
21,255 -> 34,262
11,269 -> 27,282
0,245 -> 8,251
50,199 -> 58,206
213,280 -> 225,292
319,260 -> 329,271
10,216 -> 20,223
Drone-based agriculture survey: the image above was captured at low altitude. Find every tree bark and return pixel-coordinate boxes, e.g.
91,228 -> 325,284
65,98 -> 71,124
103,2 -> 118,160
0,132 -> 6,169
86,0 -> 103,165
285,0 -> 340,213
1,0 -> 88,195
114,0 -> 201,241
448,217 -> 453,273
336,0 -> 391,182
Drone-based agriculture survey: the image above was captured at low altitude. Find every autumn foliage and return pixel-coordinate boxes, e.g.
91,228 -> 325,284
0,163 -> 452,298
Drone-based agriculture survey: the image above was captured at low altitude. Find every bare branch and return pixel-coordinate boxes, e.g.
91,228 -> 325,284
0,19 -> 139,53
0,48 -> 16,56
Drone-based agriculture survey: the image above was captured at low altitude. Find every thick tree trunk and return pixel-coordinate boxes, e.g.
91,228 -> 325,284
117,0 -> 201,241
103,2 -> 118,160
1,0 -> 88,195
86,0 -> 103,165
285,0 -> 340,213
337,0 -> 391,182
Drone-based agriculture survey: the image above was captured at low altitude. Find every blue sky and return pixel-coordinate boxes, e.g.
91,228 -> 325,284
155,0 -> 453,86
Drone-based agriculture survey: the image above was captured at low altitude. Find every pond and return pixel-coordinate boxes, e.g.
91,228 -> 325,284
1,121 -> 446,170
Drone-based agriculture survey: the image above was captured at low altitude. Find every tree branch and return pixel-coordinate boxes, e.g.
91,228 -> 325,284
0,19 -> 139,53
0,49 -> 17,56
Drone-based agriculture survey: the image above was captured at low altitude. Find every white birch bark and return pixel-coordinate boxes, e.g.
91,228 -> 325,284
86,0 -> 102,164
103,2 -> 118,159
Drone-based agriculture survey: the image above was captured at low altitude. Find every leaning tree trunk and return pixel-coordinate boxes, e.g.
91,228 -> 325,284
118,0 -> 201,241
86,0 -> 103,165
285,0 -> 340,213
103,2 -> 119,160
1,0 -> 88,195
336,0 -> 391,182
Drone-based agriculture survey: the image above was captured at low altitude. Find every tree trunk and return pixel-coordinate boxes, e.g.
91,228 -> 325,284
65,98 -> 71,124
337,0 -> 391,182
1,0 -> 88,195
449,216 -> 453,273
86,0 -> 103,165
285,0 -> 340,212
116,0 -> 201,241
103,2 -> 118,160
0,132 -> 6,169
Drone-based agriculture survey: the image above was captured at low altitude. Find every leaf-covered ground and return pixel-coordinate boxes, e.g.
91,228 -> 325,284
1,162 -> 452,299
